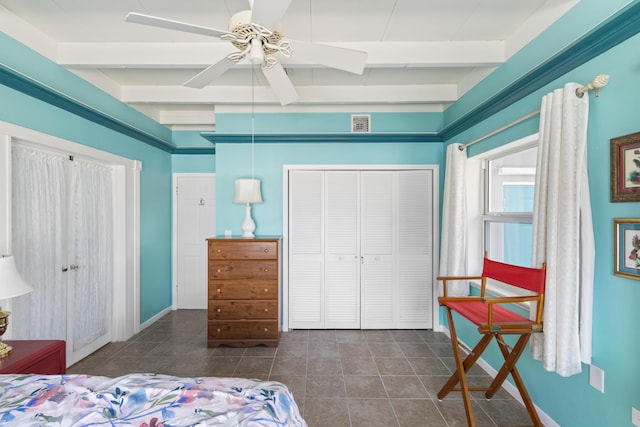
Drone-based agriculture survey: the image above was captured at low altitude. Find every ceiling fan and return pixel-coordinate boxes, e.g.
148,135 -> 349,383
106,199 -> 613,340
125,0 -> 368,105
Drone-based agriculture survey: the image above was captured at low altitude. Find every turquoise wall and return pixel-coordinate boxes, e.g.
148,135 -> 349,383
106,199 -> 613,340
214,140 -> 444,237
443,27 -> 640,427
0,34 -> 174,324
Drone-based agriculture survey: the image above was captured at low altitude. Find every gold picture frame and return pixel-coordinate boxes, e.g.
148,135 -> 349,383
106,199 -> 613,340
614,218 -> 640,280
610,132 -> 640,202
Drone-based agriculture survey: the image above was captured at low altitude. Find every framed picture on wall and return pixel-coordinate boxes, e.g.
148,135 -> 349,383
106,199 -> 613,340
610,132 -> 640,202
614,218 -> 640,280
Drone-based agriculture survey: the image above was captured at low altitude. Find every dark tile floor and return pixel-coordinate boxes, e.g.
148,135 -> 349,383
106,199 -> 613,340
68,310 -> 531,427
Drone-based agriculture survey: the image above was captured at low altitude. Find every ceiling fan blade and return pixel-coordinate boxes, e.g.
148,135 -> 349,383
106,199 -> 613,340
287,40 -> 368,75
250,0 -> 291,29
261,62 -> 298,106
125,12 -> 232,39
184,57 -> 237,88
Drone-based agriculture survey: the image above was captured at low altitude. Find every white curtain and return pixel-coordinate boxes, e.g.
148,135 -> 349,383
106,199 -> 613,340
439,143 -> 468,296
70,160 -> 113,351
11,145 -> 113,351
531,82 -> 595,377
11,146 -> 68,340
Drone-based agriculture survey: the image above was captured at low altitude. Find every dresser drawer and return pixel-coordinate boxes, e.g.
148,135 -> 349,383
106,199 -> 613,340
209,300 -> 277,320
209,281 -> 277,299
209,260 -> 277,280
209,320 -> 278,339
209,240 -> 278,260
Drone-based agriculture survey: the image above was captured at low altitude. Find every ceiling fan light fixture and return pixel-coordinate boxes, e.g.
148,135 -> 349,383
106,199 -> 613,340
249,38 -> 265,64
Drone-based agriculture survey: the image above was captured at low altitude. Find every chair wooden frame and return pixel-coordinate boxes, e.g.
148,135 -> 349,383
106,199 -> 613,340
437,256 -> 546,427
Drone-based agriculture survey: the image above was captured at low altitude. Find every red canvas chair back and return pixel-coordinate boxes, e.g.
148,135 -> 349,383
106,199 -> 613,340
479,257 -> 546,324
482,257 -> 546,294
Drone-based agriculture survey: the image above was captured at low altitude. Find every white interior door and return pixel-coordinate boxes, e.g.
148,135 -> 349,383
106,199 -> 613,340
11,145 -> 115,366
174,174 -> 216,309
67,158 -> 113,364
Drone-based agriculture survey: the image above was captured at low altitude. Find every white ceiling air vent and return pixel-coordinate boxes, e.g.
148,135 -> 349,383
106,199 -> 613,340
351,114 -> 370,133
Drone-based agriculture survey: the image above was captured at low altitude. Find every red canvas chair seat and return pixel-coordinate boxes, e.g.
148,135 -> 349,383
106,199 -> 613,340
442,300 -> 537,333
437,256 -> 546,427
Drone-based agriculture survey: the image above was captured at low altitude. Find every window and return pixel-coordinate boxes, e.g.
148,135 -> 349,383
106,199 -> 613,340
483,144 -> 537,268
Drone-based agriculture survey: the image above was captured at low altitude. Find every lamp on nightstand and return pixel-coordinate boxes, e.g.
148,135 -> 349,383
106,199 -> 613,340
0,255 -> 33,357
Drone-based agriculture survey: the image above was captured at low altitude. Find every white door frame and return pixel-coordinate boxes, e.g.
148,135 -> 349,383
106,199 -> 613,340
172,173 -> 216,310
0,121 -> 141,345
282,164 -> 440,332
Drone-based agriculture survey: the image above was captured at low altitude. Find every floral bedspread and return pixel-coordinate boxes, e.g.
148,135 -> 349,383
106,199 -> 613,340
0,373 -> 307,426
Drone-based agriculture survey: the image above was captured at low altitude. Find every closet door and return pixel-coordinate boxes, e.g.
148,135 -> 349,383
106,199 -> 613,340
360,171 -> 394,328
289,171 -> 324,328
288,167 -> 434,330
397,170 -> 433,328
289,171 -> 360,329
324,171 -> 360,328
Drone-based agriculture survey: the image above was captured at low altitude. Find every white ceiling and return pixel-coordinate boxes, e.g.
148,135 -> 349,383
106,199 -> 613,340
0,0 -> 578,130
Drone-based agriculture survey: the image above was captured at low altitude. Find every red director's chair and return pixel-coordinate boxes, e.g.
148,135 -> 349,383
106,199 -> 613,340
437,255 -> 546,427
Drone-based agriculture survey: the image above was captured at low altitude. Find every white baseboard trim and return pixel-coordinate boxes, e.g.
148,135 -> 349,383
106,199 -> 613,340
139,306 -> 173,332
440,327 -> 559,427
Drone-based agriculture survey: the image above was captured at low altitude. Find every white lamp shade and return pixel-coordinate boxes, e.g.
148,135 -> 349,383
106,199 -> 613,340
233,179 -> 263,204
0,255 -> 33,300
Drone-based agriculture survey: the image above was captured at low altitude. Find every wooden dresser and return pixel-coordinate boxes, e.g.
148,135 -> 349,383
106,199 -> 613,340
207,237 -> 281,347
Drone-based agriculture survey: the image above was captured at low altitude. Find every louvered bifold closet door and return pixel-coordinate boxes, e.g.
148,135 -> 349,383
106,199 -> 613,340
397,170 -> 433,328
324,171 -> 360,329
289,171 -> 324,328
360,171 -> 395,329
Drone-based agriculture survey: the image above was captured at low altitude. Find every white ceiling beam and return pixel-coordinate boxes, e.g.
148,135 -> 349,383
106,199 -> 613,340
120,84 -> 457,105
57,41 -> 505,68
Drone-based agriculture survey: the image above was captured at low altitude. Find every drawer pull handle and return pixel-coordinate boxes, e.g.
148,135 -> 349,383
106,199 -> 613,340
216,308 -> 221,312
264,328 -> 269,332
217,269 -> 221,273
264,249 -> 269,253
216,328 -> 221,332
263,268 -> 269,272
217,289 -> 221,293
264,308 -> 269,312
216,249 -> 221,253
264,288 -> 269,293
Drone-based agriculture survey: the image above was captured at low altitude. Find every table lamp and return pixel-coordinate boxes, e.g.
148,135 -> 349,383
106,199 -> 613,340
0,255 -> 33,357
233,178 -> 263,238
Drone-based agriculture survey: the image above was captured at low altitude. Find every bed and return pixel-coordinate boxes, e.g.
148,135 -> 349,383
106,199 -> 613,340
0,373 -> 307,426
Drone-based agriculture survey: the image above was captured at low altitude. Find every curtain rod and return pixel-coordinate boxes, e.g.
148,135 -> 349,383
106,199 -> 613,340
458,74 -> 609,151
